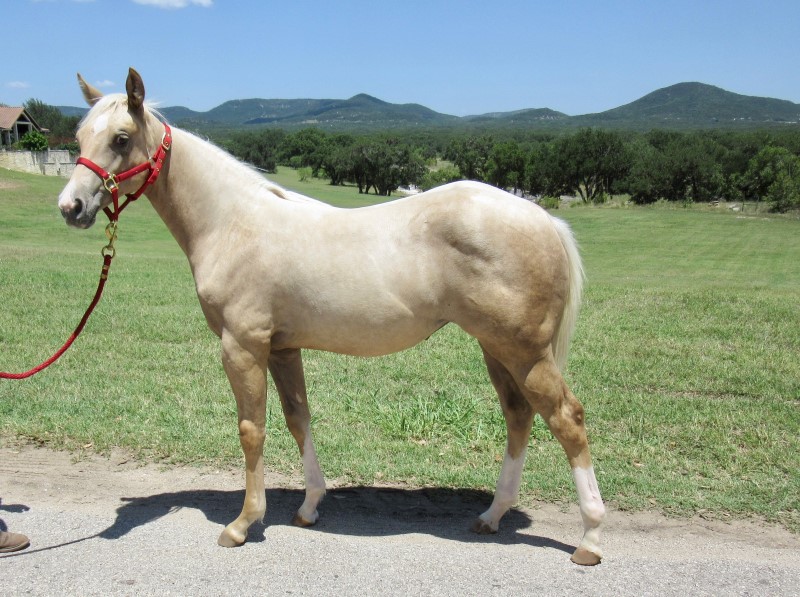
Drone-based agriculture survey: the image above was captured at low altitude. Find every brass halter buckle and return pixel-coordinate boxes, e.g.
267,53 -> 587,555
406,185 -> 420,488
103,174 -> 119,195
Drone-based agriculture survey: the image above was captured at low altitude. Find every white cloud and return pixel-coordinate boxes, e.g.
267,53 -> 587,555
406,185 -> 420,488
131,0 -> 212,8
7,81 -> 31,89
94,79 -> 115,88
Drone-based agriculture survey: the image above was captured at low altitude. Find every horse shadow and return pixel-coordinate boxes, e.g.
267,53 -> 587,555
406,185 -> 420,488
99,485 -> 575,555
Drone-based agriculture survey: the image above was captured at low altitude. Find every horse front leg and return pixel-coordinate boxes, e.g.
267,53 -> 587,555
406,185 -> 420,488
268,348 -> 327,527
218,331 -> 269,547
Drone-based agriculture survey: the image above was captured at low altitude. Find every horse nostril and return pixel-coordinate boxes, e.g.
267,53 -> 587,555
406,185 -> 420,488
72,198 -> 84,217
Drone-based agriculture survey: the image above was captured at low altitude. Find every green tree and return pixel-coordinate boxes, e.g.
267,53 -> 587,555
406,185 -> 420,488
765,163 -> 800,212
524,141 -> 561,198
319,134 -> 356,185
279,128 -> 329,174
23,98 -> 80,145
664,133 -> 724,203
486,140 -> 526,192
743,146 -> 795,199
224,129 -> 285,172
551,129 -> 629,203
623,138 -> 671,204
446,135 -> 494,181
624,131 -> 724,204
347,137 -> 425,196
744,146 -> 800,212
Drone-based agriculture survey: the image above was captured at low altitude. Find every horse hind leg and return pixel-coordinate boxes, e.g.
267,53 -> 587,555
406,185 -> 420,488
268,348 -> 327,527
472,347 -> 534,535
520,354 -> 606,566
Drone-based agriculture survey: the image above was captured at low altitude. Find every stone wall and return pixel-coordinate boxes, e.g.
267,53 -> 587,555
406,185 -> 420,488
0,149 -> 75,177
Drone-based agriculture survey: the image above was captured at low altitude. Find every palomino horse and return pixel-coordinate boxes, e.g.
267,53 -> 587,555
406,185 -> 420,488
58,69 -> 605,565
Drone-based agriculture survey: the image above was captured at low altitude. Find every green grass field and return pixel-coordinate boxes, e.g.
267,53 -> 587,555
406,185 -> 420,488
1,166 -> 798,531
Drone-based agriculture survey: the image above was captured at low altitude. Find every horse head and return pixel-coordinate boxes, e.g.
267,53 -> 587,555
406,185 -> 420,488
58,68 -> 155,228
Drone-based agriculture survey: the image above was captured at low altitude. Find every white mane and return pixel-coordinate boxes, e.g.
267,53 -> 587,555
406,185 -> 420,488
180,129 -> 330,208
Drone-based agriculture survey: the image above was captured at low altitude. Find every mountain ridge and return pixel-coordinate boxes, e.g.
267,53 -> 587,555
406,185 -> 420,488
55,82 -> 800,131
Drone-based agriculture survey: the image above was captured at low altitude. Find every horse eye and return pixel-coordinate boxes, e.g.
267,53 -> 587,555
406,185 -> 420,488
114,134 -> 130,148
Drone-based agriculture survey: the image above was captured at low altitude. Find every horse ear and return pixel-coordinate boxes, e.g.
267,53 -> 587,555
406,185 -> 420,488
77,73 -> 103,106
126,67 -> 146,115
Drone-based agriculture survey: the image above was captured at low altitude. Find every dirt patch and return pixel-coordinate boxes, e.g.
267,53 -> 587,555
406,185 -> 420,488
1,440 -> 797,554
0,180 -> 24,190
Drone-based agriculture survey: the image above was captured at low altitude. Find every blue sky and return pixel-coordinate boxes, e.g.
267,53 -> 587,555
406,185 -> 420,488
3,0 -> 800,116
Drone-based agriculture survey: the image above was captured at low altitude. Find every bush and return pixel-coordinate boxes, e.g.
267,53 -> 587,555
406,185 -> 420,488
537,196 -> 561,210
419,165 -> 461,191
19,130 -> 48,151
56,141 -> 80,153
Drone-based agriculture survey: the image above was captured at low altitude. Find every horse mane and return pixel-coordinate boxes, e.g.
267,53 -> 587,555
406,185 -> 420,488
146,107 -> 329,208
179,130 -> 331,208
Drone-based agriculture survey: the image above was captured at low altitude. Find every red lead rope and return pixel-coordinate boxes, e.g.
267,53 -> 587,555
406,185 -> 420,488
1,123 -> 171,380
0,255 -> 112,380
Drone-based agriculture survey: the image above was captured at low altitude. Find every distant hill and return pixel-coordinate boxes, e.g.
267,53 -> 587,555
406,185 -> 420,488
57,82 -> 800,132
243,93 -> 458,127
463,108 -> 568,126
57,105 -> 90,118
576,82 -> 800,128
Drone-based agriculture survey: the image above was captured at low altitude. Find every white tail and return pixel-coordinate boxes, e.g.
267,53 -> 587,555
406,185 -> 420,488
549,215 -> 585,372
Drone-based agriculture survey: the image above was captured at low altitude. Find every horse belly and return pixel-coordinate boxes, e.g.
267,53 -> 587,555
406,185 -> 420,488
274,288 -> 446,357
278,315 -> 446,357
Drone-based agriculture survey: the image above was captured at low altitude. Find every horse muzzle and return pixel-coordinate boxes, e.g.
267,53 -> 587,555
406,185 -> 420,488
58,187 -> 103,229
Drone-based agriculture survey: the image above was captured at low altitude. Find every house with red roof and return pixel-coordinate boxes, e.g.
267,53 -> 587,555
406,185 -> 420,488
0,107 -> 43,147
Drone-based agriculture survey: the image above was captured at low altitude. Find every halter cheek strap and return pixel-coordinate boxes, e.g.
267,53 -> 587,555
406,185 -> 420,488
76,123 -> 172,223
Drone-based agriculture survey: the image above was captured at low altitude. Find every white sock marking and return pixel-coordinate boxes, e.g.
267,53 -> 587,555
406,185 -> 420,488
572,466 -> 605,556
298,432 -> 326,522
480,449 -> 527,529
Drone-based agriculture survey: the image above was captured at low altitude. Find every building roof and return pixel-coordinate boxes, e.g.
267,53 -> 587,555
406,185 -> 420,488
0,106 -> 39,131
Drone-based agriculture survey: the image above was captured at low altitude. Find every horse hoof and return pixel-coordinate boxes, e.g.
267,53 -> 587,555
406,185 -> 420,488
570,546 -> 602,566
292,512 -> 318,527
217,527 -> 246,547
470,517 -> 498,535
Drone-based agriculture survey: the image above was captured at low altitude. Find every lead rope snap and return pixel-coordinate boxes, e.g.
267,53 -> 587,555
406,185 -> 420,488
102,221 -> 118,258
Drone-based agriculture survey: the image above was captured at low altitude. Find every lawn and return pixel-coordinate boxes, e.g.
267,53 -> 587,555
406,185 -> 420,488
1,166 -> 798,531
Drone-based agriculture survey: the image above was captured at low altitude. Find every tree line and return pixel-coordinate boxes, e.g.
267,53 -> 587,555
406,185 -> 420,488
224,126 -> 800,212
13,97 -> 800,212
222,128 -> 431,197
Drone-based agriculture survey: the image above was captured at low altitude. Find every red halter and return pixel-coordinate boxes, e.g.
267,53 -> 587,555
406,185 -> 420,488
76,122 -> 172,222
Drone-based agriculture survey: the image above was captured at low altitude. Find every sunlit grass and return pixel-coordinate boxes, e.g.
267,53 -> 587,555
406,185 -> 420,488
1,167 -> 798,531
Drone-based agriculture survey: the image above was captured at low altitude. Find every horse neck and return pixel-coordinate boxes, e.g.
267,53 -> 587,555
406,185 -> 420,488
144,125 -> 255,262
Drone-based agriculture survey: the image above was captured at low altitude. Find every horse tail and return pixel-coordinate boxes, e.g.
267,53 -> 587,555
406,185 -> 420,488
549,215 -> 585,372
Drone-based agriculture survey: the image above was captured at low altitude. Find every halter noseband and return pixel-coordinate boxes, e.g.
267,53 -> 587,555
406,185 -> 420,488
76,122 -> 172,222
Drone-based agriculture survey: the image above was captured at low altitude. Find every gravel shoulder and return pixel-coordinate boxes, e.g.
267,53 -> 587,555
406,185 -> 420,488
1,444 -> 798,596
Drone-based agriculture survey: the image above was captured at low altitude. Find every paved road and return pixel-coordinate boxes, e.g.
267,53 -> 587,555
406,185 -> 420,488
1,445 -> 798,596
